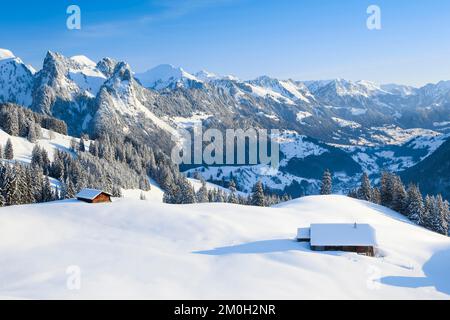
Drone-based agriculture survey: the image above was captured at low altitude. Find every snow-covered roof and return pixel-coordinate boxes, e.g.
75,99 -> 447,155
310,224 -> 377,247
76,188 -> 112,200
297,227 -> 311,240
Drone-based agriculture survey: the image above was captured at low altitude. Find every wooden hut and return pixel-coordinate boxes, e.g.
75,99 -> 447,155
76,188 -> 112,204
305,223 -> 377,257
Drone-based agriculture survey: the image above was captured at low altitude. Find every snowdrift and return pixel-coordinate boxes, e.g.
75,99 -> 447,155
0,195 -> 449,299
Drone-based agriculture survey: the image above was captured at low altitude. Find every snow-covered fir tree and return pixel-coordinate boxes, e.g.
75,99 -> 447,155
251,181 -> 265,207
380,172 -> 394,207
3,165 -> 20,206
41,176 -> 53,202
228,180 -> 239,204
196,179 -> 209,203
4,138 -> 14,160
358,173 -> 373,201
320,169 -> 332,195
406,184 -> 425,225
391,176 -> 408,215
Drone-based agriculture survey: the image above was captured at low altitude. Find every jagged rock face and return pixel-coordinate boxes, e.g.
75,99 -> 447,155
30,51 -> 105,136
96,57 -> 118,78
92,62 -> 176,153
0,51 -> 34,107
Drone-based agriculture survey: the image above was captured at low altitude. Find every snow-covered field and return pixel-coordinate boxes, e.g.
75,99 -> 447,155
0,195 -> 448,299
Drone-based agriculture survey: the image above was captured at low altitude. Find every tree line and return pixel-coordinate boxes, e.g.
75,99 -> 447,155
172,174 -> 290,207
0,103 -> 67,140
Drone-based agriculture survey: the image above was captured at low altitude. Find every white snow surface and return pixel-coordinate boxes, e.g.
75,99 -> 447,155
0,195 -> 449,299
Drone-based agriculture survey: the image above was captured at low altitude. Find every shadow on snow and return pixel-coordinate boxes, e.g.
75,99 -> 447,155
194,239 -> 308,255
380,246 -> 450,296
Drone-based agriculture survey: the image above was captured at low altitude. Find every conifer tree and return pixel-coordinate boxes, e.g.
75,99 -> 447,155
27,124 -> 37,143
406,184 -> 425,225
358,173 -> 373,201
3,166 -> 20,206
4,139 -> 14,160
372,187 -> 381,205
251,181 -> 265,207
22,166 -> 35,204
228,180 -> 239,204
434,195 -> 448,235
391,176 -> 407,214
196,180 -> 209,203
380,172 -> 393,207
65,178 -> 76,199
4,110 -> 19,136
320,169 -> 332,195
178,179 -> 196,204
0,188 -> 4,207
427,196 -> 440,233
41,176 -> 53,202
423,195 -> 434,229
215,189 -> 225,203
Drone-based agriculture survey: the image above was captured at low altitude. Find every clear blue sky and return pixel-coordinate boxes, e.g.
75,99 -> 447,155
1,0 -> 449,86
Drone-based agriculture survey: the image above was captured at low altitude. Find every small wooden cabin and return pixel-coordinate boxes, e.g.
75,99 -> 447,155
299,223 -> 377,257
76,188 -> 112,204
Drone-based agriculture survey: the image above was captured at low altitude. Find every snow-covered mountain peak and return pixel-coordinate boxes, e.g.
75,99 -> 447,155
70,55 -> 97,67
0,49 -> 33,72
195,70 -> 240,83
135,64 -> 202,90
309,78 -> 388,98
195,70 -> 218,81
0,48 -> 15,61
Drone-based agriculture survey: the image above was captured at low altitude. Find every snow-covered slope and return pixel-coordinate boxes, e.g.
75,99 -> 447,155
247,76 -> 315,104
0,195 -> 448,299
0,128 -> 80,163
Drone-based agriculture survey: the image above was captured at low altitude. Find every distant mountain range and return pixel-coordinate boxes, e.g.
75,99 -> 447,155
1,48 -> 449,197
